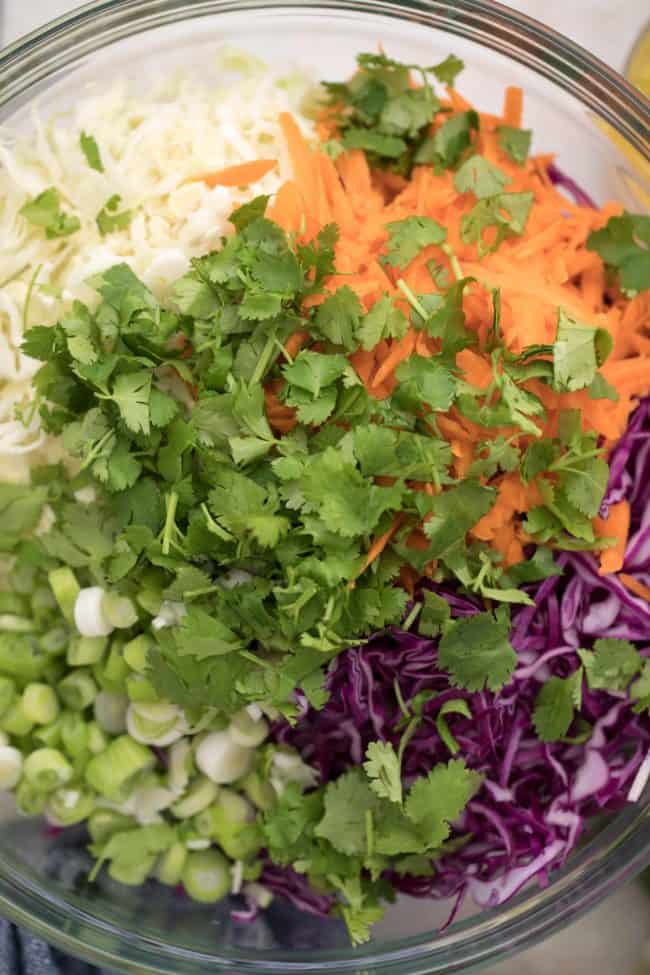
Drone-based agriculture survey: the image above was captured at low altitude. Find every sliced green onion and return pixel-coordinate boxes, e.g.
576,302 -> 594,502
67,636 -> 107,667
22,683 -> 60,725
94,643 -> 130,693
87,721 -> 109,754
23,748 -> 73,792
47,787 -> 95,826
58,671 -> 97,711
195,730 -> 253,785
157,841 -> 188,886
74,586 -> 113,638
170,776 -> 219,820
108,855 -> 157,886
85,735 -> 155,801
126,675 -> 159,703
182,849 -> 230,903
0,614 -> 36,633
48,567 -> 80,623
195,789 -> 251,838
31,586 -> 57,618
15,781 -> 47,815
243,882 -> 273,909
0,745 -> 23,789
87,809 -> 135,844
228,709 -> 269,748
135,589 -> 163,617
94,691 -> 128,735
0,677 -> 16,719
39,626 -> 69,656
102,593 -> 138,630
1,700 -> 34,738
10,564 -> 36,596
241,770 -> 276,811
60,712 -> 89,757
34,718 -> 63,748
168,738 -> 193,796
127,701 -> 185,746
0,637 -> 47,681
123,635 -> 152,674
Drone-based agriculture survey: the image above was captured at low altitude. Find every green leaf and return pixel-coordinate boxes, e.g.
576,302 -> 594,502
228,195 -> 270,231
420,481 -> 496,561
461,191 -> 533,255
383,216 -> 447,270
175,605 -> 244,659
588,372 -> 619,402
20,187 -> 80,239
453,155 -> 508,199
379,88 -> 438,138
578,638 -> 642,692
429,54 -> 464,86
96,195 -> 133,236
364,741 -> 403,804
149,388 -> 180,428
497,125 -> 532,165
415,111 -> 479,169
342,128 -> 407,159
418,590 -> 451,637
314,286 -> 364,351
282,351 -> 348,398
560,456 -> 609,518
436,700 -> 472,755
357,295 -> 409,350
315,769 -> 380,855
393,356 -> 456,413
438,607 -> 516,692
111,370 -> 152,435
631,662 -> 650,716
553,308 -> 613,392
80,131 -> 104,172
587,212 -> 650,293
0,484 -> 47,538
405,759 -> 482,848
532,670 -> 583,742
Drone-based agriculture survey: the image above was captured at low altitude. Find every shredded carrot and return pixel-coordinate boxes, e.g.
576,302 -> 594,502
284,330 -> 311,359
502,86 -> 523,128
196,158 -> 277,188
594,501 -> 630,575
618,573 -> 650,604
358,514 -> 405,575
371,329 -> 417,387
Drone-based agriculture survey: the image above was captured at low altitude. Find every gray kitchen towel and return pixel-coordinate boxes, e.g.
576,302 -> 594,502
0,922 -> 107,975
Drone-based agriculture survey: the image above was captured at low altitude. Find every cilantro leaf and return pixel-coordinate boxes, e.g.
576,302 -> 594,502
313,287 -> 364,351
364,741 -> 403,804
587,212 -> 650,293
110,371 -> 152,435
342,128 -> 407,159
497,125 -> 532,164
631,662 -> 650,716
315,769 -> 379,855
418,590 -> 451,637
228,195 -> 270,231
20,187 -> 80,239
438,607 -> 516,692
461,191 -> 533,255
405,759 -> 482,848
578,638 -> 642,692
175,605 -> 244,659
379,88 -> 438,138
419,481 -> 496,561
429,54 -> 464,86
552,308 -> 613,392
393,356 -> 456,413
80,131 -> 104,172
282,351 -> 348,398
383,216 -> 447,270
415,110 -> 479,168
96,194 -> 133,236
357,295 -> 409,350
532,670 -> 583,742
453,155 -> 509,199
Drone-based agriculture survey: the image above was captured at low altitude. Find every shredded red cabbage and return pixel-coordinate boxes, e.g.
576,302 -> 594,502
547,162 -> 597,209
266,399 -> 650,916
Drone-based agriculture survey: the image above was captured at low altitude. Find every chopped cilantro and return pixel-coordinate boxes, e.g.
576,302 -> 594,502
497,125 -> 532,164
533,669 -> 583,742
587,212 -> 650,294
96,195 -> 133,236
382,216 -> 447,269
438,607 -> 517,692
20,187 -> 81,239
579,638 -> 643,692
79,131 -> 104,172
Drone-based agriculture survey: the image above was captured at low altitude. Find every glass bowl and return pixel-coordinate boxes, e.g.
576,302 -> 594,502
0,2 -> 648,973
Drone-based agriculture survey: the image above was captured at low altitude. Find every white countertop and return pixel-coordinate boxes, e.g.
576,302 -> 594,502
1,2 -> 648,974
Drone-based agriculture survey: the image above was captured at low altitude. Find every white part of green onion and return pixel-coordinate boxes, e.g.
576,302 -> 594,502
182,849 -> 230,903
74,587 -> 114,638
94,691 -> 129,735
269,748 -> 318,795
102,593 -> 139,630
126,701 -> 187,746
0,732 -> 8,748
228,709 -> 269,748
73,486 -> 96,504
185,838 -> 212,851
0,746 -> 23,789
245,703 -> 263,723
131,784 -> 177,825
243,882 -> 273,909
23,748 -> 73,792
151,601 -> 186,632
230,859 -> 244,895
195,730 -> 254,785
219,569 -> 253,590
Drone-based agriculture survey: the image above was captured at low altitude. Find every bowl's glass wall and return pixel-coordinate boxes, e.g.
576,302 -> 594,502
0,3 -> 648,974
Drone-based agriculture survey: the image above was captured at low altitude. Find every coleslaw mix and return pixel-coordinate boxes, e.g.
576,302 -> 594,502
0,49 -> 648,942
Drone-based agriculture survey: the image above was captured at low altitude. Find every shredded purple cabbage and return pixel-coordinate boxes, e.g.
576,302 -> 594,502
266,399 -> 650,916
547,162 -> 597,209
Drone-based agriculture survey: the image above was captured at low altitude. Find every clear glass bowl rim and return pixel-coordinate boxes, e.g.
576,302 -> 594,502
0,2 -> 648,973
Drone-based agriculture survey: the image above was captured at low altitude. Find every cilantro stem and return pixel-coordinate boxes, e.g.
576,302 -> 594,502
398,716 -> 420,767
393,678 -> 411,720
441,243 -> 463,282
250,330 -> 280,387
0,263 -> 31,290
396,278 -> 428,320
365,809 -> 374,857
238,649 -> 273,671
183,586 -> 221,600
402,603 -> 422,632
273,336 -> 293,365
161,491 -> 179,556
79,430 -> 114,471
22,264 -> 43,334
